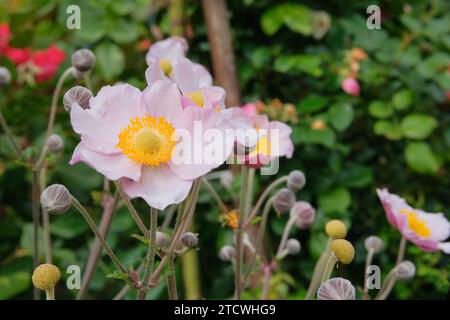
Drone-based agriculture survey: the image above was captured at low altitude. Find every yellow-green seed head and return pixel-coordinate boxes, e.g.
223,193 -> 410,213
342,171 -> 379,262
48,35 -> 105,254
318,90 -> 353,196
331,239 -> 355,264
325,220 -> 347,239
32,264 -> 61,290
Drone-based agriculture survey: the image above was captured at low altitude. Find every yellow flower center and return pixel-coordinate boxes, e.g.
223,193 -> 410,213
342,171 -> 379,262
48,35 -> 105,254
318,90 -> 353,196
159,59 -> 173,76
249,136 -> 271,157
117,115 -> 175,166
186,90 -> 205,107
399,209 -> 431,238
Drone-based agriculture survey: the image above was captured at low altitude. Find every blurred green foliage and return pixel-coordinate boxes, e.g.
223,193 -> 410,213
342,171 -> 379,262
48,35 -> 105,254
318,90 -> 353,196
0,0 -> 449,299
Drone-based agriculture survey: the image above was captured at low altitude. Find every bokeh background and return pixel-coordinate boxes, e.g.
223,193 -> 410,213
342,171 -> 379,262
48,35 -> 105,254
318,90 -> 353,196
0,0 -> 449,299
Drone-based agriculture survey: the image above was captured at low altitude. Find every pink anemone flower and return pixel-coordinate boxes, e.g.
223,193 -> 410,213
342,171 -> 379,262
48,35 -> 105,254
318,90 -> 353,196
376,188 -> 450,253
69,80 -> 231,210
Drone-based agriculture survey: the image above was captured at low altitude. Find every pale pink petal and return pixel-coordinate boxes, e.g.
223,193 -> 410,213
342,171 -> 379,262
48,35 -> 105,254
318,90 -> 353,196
268,121 -> 294,158
193,63 -> 213,88
121,165 -> 192,210
438,242 -> 450,253
202,86 -> 225,110
402,230 -> 439,252
221,107 -> 258,147
145,37 -> 188,64
417,211 -> 450,242
70,143 -> 141,181
171,58 -> 199,94
145,63 -> 165,85
376,188 -> 408,229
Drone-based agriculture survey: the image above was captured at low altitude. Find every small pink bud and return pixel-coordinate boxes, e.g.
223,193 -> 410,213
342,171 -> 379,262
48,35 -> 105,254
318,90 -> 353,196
341,78 -> 360,96
290,201 -> 316,229
241,103 -> 258,117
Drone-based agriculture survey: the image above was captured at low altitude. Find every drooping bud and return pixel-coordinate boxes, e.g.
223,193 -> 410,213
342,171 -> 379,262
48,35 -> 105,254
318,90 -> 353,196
32,264 -> 61,290
40,184 -> 71,215
290,201 -> 316,229
395,261 -> 415,281
273,188 -> 295,213
46,134 -> 64,153
317,277 -> 355,300
364,235 -> 384,253
63,86 -> 92,112
286,239 -> 301,255
325,220 -> 347,239
331,239 -> 355,264
219,245 -> 235,261
180,232 -> 198,248
0,67 -> 11,86
287,170 -> 306,192
71,48 -> 96,72
156,231 -> 167,248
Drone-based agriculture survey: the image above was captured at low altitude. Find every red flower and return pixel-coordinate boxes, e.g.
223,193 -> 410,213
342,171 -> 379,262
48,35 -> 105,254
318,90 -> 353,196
0,23 -> 10,54
31,45 -> 66,82
4,47 -> 31,65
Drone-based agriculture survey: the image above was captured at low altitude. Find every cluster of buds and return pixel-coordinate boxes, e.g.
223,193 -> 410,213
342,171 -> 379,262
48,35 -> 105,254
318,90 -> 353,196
340,47 -> 367,97
258,99 -> 299,125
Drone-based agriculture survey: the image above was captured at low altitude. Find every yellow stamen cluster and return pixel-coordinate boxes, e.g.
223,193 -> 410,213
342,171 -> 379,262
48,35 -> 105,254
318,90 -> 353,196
249,136 -> 271,158
400,209 -> 431,238
32,264 -> 61,290
221,209 -> 239,229
117,115 -> 175,166
331,239 -> 355,264
186,91 -> 205,108
159,59 -> 173,76
325,220 -> 347,239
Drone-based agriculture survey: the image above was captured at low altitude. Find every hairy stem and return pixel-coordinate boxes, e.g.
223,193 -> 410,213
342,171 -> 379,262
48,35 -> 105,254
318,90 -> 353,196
0,108 -> 25,161
305,238 -> 332,300
276,215 -> 296,258
201,178 -> 228,212
167,257 -> 178,300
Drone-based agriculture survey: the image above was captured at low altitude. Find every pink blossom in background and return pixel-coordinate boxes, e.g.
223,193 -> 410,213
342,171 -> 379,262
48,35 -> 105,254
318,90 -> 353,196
31,45 -> 66,82
0,23 -> 10,54
376,188 -> 450,253
241,102 -> 259,117
341,77 -> 360,96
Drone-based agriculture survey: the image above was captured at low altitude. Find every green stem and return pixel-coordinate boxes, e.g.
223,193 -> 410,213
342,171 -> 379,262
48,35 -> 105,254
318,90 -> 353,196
320,254 -> 337,284
45,287 -> 55,300
375,269 -> 397,300
167,257 -> 178,300
201,178 -> 228,212
0,107 -> 25,161
363,248 -> 375,299
305,238 -> 332,300
31,170 -> 41,300
275,215 -> 296,258
235,165 -> 248,300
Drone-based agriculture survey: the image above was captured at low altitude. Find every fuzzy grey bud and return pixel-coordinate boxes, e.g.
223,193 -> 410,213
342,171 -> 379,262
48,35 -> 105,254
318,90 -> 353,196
287,170 -> 306,192
317,277 -> 355,300
219,245 -> 235,261
395,261 -> 415,281
180,232 -> 198,248
0,67 -> 11,86
273,188 -> 295,213
286,239 -> 301,255
40,184 -> 71,215
72,48 -> 96,72
364,236 -> 384,253
63,86 -> 92,112
46,134 -> 64,153
290,201 -> 316,229
156,231 -> 167,248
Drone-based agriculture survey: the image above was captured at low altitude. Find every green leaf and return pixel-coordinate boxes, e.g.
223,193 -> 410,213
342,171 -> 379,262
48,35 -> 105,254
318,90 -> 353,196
261,6 -> 284,35
107,270 -> 129,281
95,42 -> 125,80
400,114 -> 438,139
274,54 -> 322,76
108,19 -> 139,44
340,165 -> 373,188
0,259 -> 31,299
318,187 -> 351,213
328,103 -> 354,132
369,100 -> 393,118
405,142 -> 440,175
392,89 -> 414,110
292,126 -> 336,148
282,4 -> 312,35
51,213 -> 89,239
297,95 -> 328,113
131,234 -> 149,245
374,120 -> 403,140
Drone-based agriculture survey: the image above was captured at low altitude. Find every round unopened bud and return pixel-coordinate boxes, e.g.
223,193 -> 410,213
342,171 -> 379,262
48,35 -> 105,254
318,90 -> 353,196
156,231 -> 167,248
290,201 -> 316,229
395,261 -> 415,281
219,245 -> 235,261
286,238 -> 301,255
331,239 -> 355,264
46,134 -> 64,153
63,86 -> 92,112
72,48 -> 96,72
32,264 -> 61,290
364,236 -> 384,253
180,232 -> 198,248
273,188 -> 295,213
0,67 -> 11,86
325,220 -> 347,239
40,184 -> 71,215
287,170 -> 306,192
317,277 -> 355,300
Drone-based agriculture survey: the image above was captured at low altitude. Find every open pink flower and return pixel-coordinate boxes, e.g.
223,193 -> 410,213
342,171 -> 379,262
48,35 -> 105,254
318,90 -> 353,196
69,80 -> 232,210
31,45 -> 66,82
376,188 -> 450,253
341,77 -> 360,96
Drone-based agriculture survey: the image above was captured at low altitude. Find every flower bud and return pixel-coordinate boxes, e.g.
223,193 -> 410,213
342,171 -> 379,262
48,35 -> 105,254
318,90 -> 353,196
46,134 -> 64,153
40,184 -> 71,215
32,264 -> 61,290
156,231 -> 167,248
219,245 -> 235,261
395,261 -> 415,281
63,86 -> 92,111
180,232 -> 198,248
72,48 -> 96,72
325,220 -> 347,239
341,77 -> 360,96
364,235 -> 384,253
317,277 -> 355,300
290,201 -> 315,229
273,188 -> 295,213
287,170 -> 306,192
0,67 -> 11,86
286,239 -> 301,255
331,239 -> 355,264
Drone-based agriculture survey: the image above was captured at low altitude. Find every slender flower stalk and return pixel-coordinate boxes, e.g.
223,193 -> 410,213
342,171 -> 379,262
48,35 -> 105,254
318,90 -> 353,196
276,215 -> 296,258
261,264 -> 272,300
320,254 -> 338,284
167,257 -> 178,300
31,170 -> 41,300
201,178 -> 228,212
0,108 -> 25,161
137,207 -> 158,300
39,168 -> 52,264
71,196 -> 127,274
363,248 -> 375,299
305,238 -> 332,300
